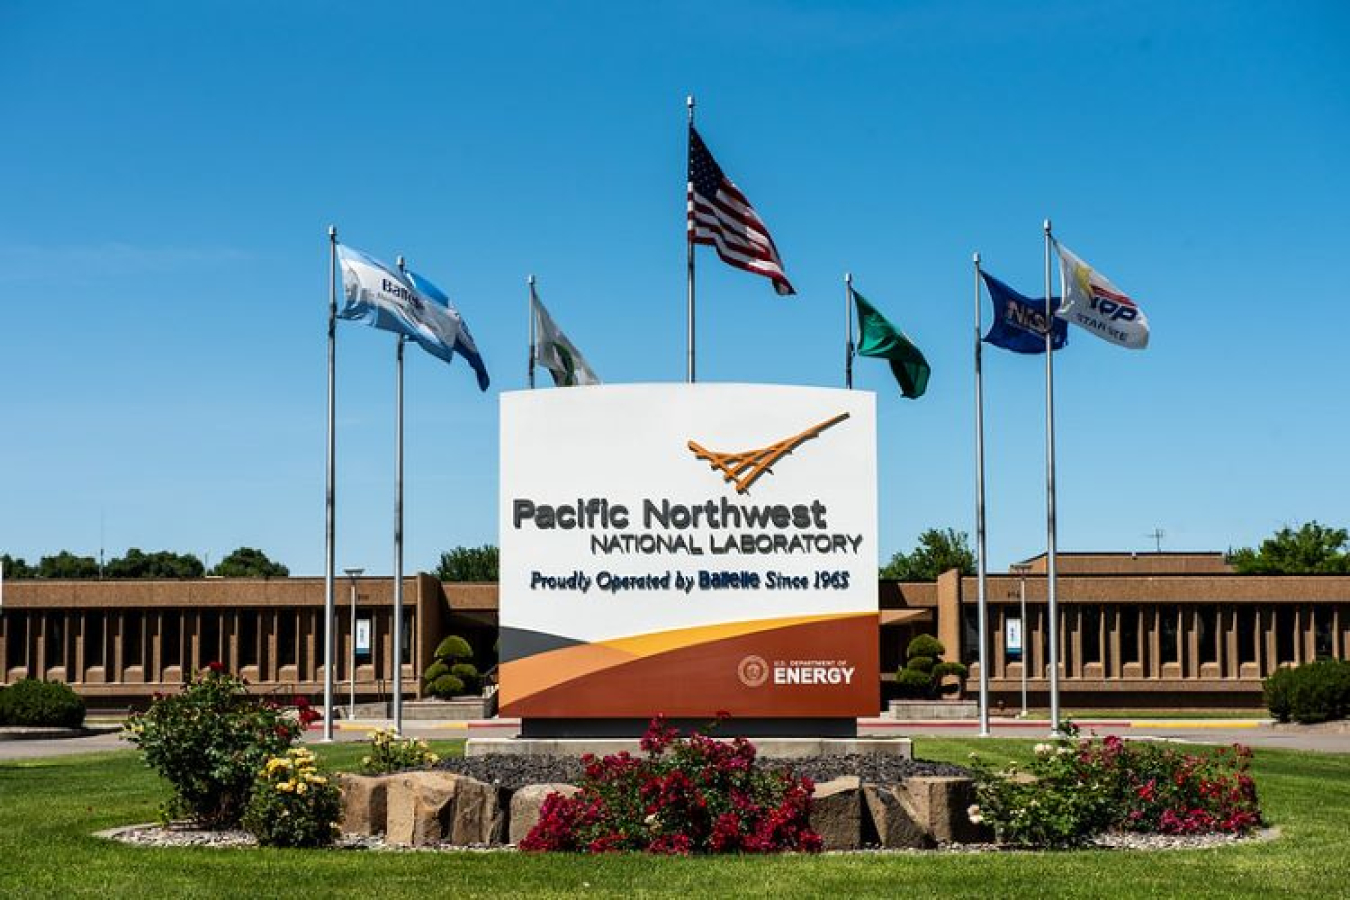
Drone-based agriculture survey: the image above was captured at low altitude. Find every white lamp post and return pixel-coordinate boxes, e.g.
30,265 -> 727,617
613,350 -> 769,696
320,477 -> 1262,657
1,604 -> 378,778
343,568 -> 364,720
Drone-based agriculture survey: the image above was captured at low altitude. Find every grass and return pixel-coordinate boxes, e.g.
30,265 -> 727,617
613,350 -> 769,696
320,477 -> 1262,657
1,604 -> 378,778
0,737 -> 1347,899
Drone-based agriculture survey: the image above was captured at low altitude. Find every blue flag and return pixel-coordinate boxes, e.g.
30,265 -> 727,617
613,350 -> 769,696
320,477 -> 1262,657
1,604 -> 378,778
981,271 -> 1068,354
404,270 -> 491,392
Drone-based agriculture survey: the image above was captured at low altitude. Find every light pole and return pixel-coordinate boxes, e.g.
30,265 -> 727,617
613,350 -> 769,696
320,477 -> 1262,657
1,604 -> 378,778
343,567 -> 364,720
1011,563 -> 1032,718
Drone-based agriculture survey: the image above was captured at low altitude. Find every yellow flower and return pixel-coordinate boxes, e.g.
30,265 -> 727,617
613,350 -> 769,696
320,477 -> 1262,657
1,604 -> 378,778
296,782 -> 308,794
277,782 -> 294,793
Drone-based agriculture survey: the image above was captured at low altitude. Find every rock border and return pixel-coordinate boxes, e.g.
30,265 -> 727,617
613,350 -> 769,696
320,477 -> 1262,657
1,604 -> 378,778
0,724 -> 122,742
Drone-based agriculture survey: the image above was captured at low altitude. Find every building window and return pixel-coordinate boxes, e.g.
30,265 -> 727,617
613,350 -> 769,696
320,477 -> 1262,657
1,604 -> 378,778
1237,608 -> 1257,665
277,612 -> 296,667
200,613 -> 221,669
1120,607 -> 1140,665
1276,607 -> 1296,664
45,614 -> 66,669
85,613 -> 105,667
1081,606 -> 1102,665
1159,605 -> 1179,665
1198,606 -> 1218,665
238,611 -> 257,668
124,612 -> 143,668
960,606 -> 979,666
162,614 -> 181,669
1314,607 -> 1334,660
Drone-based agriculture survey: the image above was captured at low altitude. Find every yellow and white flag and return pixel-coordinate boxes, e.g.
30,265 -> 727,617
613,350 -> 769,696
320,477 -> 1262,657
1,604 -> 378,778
1056,242 -> 1150,350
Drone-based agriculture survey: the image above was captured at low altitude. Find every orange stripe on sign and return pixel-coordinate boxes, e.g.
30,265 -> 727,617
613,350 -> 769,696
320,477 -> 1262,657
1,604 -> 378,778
499,612 -> 866,707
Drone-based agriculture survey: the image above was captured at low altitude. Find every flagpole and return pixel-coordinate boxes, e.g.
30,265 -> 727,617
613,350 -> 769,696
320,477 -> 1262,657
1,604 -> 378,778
391,257 -> 408,735
686,94 -> 696,385
323,225 -> 337,742
527,275 -> 537,389
973,251 -> 990,737
1043,219 -> 1062,736
844,273 -> 855,389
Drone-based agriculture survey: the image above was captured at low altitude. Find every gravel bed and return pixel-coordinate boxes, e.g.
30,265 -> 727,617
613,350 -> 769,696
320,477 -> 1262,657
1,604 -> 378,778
101,823 -> 1277,854
434,753 -> 969,791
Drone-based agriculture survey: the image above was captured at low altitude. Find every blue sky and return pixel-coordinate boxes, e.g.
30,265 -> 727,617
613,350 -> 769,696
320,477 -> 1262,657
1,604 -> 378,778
1,1 -> 1346,575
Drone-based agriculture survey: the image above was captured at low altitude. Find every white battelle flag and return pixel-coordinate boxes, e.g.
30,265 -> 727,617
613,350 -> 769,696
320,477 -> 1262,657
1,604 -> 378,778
1055,242 -> 1150,350
532,293 -> 599,387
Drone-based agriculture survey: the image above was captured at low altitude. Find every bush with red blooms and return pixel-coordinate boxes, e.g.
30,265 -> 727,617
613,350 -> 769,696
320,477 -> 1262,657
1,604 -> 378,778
520,716 -> 822,855
968,735 -> 1261,847
124,664 -> 321,828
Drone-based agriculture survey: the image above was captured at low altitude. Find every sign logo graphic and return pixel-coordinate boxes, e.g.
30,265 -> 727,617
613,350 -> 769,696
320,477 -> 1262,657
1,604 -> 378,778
687,413 -> 849,494
737,655 -> 770,688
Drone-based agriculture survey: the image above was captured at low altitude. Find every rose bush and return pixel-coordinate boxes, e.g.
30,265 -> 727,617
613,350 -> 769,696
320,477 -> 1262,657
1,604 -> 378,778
359,727 -> 440,775
242,747 -> 342,848
520,717 -> 822,855
124,664 -> 320,827
968,736 -> 1261,847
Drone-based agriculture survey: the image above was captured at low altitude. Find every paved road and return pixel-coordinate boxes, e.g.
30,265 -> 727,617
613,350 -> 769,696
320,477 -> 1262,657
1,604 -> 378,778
3,719 -> 1348,760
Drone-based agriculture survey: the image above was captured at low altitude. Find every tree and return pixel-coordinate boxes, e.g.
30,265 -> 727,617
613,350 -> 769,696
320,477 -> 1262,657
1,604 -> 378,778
1,554 -> 35,578
210,547 -> 289,578
436,545 -> 499,582
104,548 -> 205,579
36,551 -> 100,579
881,527 -> 976,581
1229,522 -> 1350,575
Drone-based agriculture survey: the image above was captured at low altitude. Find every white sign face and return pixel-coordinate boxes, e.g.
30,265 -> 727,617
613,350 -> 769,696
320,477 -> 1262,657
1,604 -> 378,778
499,384 -> 878,719
1005,617 -> 1023,656
355,618 -> 372,657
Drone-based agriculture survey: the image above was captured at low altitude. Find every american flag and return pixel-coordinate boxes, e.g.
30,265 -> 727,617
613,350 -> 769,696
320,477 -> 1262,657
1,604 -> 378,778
687,126 -> 795,296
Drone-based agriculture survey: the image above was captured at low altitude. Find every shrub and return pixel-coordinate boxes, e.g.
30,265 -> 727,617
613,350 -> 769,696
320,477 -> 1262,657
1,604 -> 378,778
422,634 -> 477,698
1264,659 -> 1350,724
450,662 -> 481,693
968,736 -> 1261,847
520,717 -> 822,855
359,727 -> 440,775
123,665 -> 319,827
427,673 -> 465,699
434,635 -> 473,661
0,679 -> 85,728
242,747 -> 342,848
895,635 -> 967,699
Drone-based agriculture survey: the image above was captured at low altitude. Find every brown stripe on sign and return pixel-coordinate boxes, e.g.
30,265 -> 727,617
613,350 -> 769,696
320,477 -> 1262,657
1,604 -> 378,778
500,614 -> 878,719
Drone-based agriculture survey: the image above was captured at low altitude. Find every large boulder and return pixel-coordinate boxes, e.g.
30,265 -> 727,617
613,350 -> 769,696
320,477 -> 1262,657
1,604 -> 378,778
385,772 -> 506,846
508,783 -> 581,845
862,783 -> 932,849
897,775 -> 987,844
338,773 -> 389,836
810,776 -> 862,851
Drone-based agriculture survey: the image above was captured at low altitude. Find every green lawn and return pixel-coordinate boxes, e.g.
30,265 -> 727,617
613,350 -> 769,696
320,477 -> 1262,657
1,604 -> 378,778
0,737 -> 1346,899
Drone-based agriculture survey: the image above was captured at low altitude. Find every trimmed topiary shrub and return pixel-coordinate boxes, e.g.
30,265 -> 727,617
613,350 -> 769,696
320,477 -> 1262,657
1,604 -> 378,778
427,673 -> 465,698
434,635 -> 473,662
895,635 -> 967,699
422,634 -> 478,699
1264,658 -> 1350,724
0,679 -> 85,728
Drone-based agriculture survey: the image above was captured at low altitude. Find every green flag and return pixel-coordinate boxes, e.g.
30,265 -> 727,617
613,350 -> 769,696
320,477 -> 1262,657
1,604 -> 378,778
853,290 -> 930,399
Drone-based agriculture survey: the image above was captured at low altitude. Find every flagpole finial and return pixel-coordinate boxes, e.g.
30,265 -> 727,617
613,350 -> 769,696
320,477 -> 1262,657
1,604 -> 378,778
328,225 -> 336,241
973,251 -> 981,264
528,274 -> 535,286
396,255 -> 405,270
1043,218 -> 1052,234
845,272 -> 852,286
686,94 -> 695,110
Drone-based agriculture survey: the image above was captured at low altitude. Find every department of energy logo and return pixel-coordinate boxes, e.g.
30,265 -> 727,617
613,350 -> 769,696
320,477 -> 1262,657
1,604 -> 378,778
688,413 -> 849,494
737,655 -> 770,688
